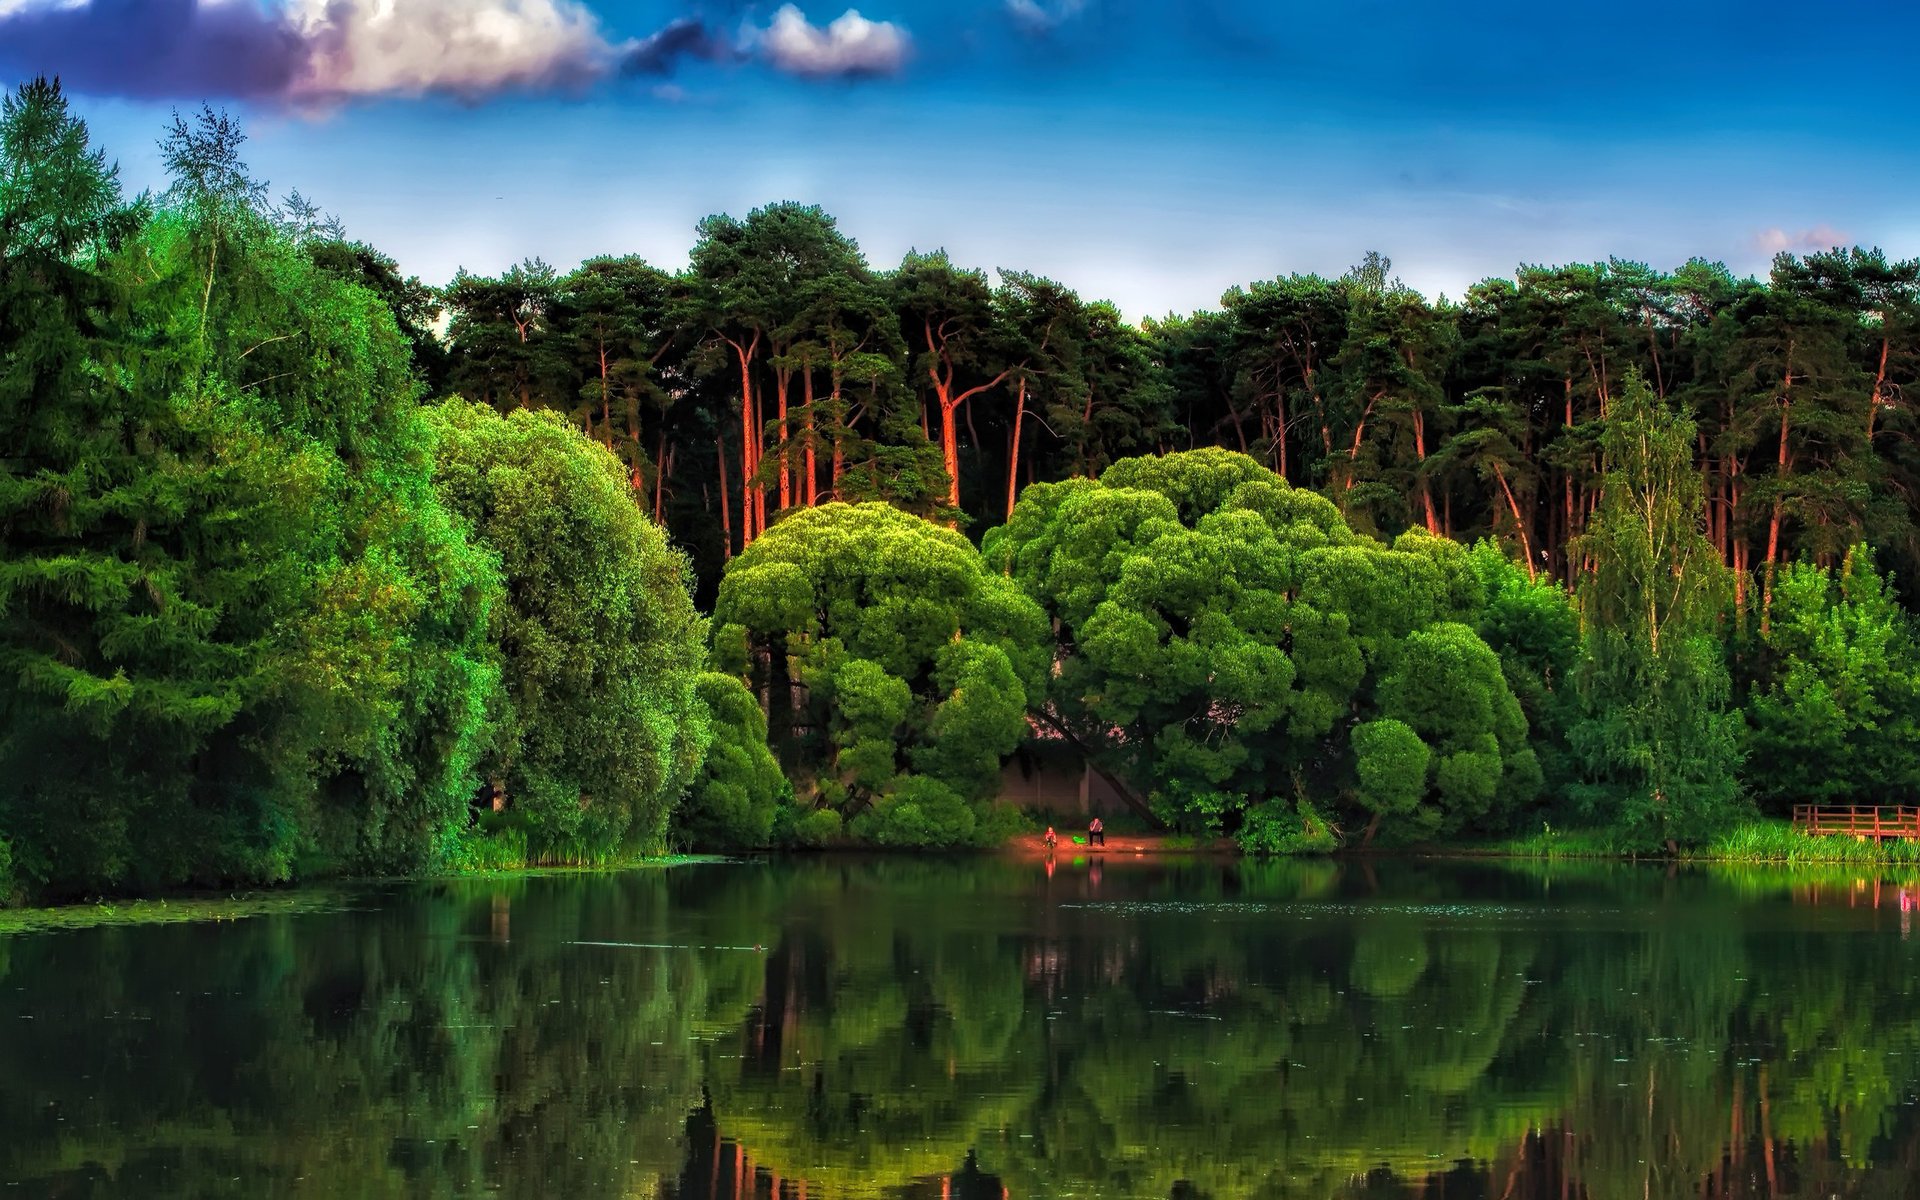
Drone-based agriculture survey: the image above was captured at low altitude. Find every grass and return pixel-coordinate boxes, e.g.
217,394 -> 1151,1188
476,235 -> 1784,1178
1695,819 -> 1920,865
1465,818 -> 1920,866
0,888 -> 360,936
0,852 -> 722,932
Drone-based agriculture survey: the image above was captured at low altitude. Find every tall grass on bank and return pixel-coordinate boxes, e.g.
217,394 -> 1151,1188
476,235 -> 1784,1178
1474,819 -> 1920,865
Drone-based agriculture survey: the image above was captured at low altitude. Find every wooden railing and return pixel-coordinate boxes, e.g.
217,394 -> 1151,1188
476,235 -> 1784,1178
1792,805 -> 1920,841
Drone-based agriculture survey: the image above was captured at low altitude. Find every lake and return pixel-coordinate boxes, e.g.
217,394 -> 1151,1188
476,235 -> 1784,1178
3,856 -> 1918,1198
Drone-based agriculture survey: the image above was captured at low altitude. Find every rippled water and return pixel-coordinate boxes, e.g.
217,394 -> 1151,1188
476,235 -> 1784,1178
3,856 -> 1919,1198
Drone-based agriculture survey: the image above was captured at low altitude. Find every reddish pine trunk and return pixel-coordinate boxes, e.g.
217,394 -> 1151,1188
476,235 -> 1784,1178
1564,377 -> 1576,578
940,397 -> 962,508
1342,393 -> 1379,492
775,368 -> 792,513
923,321 -> 1010,512
752,380 -> 766,536
731,332 -> 762,544
1414,408 -> 1438,534
1761,357 -> 1793,633
1007,376 -> 1028,520
803,368 -> 817,507
1493,463 -> 1537,582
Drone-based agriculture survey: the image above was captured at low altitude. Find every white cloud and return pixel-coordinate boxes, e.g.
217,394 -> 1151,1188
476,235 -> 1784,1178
752,5 -> 910,78
1005,0 -> 1088,34
285,0 -> 615,100
1750,224 -> 1849,255
0,0 -> 81,15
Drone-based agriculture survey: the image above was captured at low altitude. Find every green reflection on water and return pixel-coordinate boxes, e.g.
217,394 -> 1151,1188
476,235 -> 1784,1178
3,857 -> 1919,1198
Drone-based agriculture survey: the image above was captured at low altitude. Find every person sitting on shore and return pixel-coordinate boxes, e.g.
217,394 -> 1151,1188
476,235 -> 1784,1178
1044,826 -> 1057,852
1089,816 -> 1105,847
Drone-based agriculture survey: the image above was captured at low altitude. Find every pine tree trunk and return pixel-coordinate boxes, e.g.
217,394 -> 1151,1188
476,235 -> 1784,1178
775,368 -> 792,514
1007,376 -> 1028,520
940,392 -> 962,509
1275,388 -> 1288,480
717,434 -> 733,560
733,334 -> 760,544
599,343 -> 613,450
1870,334 -> 1890,442
654,431 -> 668,523
1493,463 -> 1537,581
803,368 -> 817,507
1761,359 -> 1794,633
1414,407 -> 1438,534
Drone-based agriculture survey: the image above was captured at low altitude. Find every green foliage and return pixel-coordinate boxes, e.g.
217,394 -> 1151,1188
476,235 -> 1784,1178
712,502 -> 1046,847
1464,539 -> 1579,793
674,673 -> 789,851
988,447 -> 1535,849
425,400 -> 708,862
1352,719 -> 1431,830
1571,376 -> 1746,848
0,82 -> 499,894
1741,547 -> 1920,811
1377,623 -> 1538,834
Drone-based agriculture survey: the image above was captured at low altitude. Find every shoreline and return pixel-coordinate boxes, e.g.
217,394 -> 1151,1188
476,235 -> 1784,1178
10,828 -> 1920,926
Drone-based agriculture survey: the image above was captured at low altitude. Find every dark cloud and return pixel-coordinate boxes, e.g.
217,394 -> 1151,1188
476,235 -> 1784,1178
0,0 -> 307,101
622,17 -> 736,76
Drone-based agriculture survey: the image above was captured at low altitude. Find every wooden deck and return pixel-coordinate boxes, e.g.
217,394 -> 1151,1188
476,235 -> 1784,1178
1792,805 -> 1920,841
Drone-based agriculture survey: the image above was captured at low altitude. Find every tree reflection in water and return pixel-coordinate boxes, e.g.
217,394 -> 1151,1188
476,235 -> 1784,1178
2,858 -> 1918,1198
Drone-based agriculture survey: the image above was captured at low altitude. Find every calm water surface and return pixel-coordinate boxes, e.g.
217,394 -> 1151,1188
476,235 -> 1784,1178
4,856 -> 1920,1198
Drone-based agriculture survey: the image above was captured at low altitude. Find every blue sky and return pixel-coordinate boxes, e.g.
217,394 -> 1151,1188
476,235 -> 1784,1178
5,0 -> 1915,319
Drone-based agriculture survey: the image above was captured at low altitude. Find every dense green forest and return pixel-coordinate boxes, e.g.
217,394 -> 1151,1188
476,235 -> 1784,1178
5,78 -> 1920,899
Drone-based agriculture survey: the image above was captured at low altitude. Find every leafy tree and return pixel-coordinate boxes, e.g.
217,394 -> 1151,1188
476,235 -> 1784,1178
443,258 -> 561,411
1570,375 -> 1745,848
1741,546 -> 1920,811
711,502 -> 1047,846
304,238 -> 447,390
987,447 -> 1536,846
1464,540 -> 1580,795
672,673 -> 789,851
425,401 -> 707,861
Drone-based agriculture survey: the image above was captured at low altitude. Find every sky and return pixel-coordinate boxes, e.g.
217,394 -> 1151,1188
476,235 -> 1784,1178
2,0 -> 1915,320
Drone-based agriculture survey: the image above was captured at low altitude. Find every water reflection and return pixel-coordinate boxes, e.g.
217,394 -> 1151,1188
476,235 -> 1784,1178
2,858 -> 1919,1198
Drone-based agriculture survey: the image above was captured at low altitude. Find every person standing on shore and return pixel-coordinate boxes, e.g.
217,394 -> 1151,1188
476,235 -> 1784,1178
1089,817 -> 1104,847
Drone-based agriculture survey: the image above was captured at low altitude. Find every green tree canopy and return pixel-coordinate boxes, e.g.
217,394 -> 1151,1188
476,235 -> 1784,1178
1741,546 -> 1920,811
712,502 -> 1047,847
425,400 -> 707,861
986,447 -> 1538,847
673,672 -> 789,851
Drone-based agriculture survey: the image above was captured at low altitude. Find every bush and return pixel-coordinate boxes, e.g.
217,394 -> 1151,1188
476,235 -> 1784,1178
673,674 -> 788,851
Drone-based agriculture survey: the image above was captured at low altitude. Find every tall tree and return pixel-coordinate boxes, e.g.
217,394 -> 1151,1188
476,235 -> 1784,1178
1570,375 -> 1744,849
894,250 -> 1009,513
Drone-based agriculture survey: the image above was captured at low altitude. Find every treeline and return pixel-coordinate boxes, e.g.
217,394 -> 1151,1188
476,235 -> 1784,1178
6,78 -> 1920,898
433,207 -> 1920,615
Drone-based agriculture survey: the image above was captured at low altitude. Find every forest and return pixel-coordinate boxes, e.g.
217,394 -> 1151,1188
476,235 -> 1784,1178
5,77 -> 1920,900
